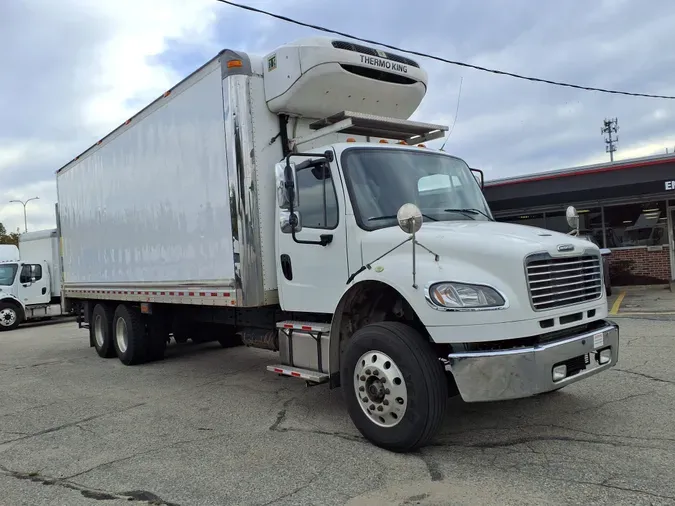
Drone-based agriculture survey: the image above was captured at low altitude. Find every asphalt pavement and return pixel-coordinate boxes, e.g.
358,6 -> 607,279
0,316 -> 674,506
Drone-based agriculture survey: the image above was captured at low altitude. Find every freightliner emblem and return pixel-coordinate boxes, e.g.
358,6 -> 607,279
557,244 -> 574,252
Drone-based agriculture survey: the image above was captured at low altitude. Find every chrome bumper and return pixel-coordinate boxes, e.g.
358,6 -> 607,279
446,321 -> 620,403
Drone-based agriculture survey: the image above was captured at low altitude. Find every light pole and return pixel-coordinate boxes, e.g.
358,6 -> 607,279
9,197 -> 39,233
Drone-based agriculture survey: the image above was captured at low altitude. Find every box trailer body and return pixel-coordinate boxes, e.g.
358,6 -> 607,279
53,37 -> 620,452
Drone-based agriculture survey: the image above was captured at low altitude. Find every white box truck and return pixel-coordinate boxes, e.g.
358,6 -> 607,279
54,37 -> 619,451
0,230 -> 71,329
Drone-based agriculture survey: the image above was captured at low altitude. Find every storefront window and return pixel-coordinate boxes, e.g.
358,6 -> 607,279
603,201 -> 667,247
498,212 -> 545,229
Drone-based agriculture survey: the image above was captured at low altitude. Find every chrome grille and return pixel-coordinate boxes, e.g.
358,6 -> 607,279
526,254 -> 602,311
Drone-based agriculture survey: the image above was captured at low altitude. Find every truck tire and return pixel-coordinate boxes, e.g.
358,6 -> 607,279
341,322 -> 448,452
112,304 -> 147,366
0,301 -> 21,331
91,304 -> 116,358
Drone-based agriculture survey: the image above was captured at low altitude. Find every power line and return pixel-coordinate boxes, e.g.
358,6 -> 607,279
215,0 -> 675,100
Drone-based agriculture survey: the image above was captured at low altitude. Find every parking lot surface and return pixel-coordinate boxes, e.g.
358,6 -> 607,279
1,317 -> 674,506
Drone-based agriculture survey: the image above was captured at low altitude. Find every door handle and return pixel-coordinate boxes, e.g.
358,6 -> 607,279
42,287 -> 47,295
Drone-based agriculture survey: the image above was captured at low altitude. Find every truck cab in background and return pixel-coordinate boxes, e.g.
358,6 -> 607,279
0,230 -> 68,331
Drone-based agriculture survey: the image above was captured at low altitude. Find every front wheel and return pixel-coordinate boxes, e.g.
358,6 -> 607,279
0,302 -> 21,331
341,322 -> 448,452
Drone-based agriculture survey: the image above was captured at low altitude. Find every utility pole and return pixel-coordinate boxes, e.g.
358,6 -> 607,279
8,196 -> 39,233
601,118 -> 619,162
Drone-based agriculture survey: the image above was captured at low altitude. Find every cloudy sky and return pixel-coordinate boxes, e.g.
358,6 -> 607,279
1,0 -> 675,233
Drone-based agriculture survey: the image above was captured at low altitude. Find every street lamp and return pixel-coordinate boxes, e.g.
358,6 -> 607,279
8,197 -> 39,233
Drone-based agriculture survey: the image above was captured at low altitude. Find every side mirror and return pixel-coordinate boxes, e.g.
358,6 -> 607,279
396,203 -> 423,235
566,205 -> 580,235
275,161 -> 298,209
280,210 -> 302,234
470,168 -> 484,189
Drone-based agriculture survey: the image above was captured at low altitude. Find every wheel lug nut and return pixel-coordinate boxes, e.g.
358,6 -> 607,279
369,404 -> 375,411
365,369 -> 371,375
373,370 -> 379,376
359,386 -> 365,392
377,405 -> 383,412
360,375 -> 366,381
362,397 -> 368,402
381,378 -> 386,383
384,388 -> 390,395
383,400 -> 389,406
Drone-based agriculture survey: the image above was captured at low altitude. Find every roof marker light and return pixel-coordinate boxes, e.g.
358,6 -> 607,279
227,59 -> 243,68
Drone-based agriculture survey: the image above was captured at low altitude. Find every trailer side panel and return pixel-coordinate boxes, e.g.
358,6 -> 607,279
57,63 -> 235,287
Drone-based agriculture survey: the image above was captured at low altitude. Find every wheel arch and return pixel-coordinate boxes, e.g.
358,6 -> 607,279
328,279 -> 430,388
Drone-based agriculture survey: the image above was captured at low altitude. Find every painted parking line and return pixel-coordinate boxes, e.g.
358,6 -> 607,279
610,290 -> 626,315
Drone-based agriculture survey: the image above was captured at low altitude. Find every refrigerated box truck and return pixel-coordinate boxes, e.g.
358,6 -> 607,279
55,37 -> 620,451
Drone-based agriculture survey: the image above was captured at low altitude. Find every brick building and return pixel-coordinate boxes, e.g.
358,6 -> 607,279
482,152 -> 675,286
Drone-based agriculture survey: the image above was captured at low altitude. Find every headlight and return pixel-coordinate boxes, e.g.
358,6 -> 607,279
427,282 -> 506,309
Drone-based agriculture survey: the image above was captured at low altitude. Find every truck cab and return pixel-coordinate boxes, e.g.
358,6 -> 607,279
0,259 -> 51,330
0,233 -> 62,331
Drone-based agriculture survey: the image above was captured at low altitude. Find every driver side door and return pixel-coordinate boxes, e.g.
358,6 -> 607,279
275,155 -> 349,314
17,262 -> 50,306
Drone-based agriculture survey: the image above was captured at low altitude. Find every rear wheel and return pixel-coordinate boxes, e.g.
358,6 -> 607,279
112,304 -> 147,365
91,303 -> 116,357
341,322 -> 448,452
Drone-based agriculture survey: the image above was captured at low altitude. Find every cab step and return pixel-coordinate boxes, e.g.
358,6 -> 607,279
266,365 -> 329,384
276,321 -> 331,333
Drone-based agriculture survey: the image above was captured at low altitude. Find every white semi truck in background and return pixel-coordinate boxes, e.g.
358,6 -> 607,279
0,229 -> 71,330
52,37 -> 619,451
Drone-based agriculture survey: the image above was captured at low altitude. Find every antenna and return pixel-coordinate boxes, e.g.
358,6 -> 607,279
601,118 -> 619,162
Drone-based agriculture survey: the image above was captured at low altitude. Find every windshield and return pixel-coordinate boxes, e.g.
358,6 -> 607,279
341,148 -> 493,230
0,264 -> 18,286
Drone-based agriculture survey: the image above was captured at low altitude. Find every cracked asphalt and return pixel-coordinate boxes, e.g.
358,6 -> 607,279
0,316 -> 674,506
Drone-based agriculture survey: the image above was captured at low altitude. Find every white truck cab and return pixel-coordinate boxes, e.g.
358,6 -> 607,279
0,230 -> 65,330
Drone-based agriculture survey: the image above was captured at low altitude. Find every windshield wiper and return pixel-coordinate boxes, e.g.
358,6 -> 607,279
368,213 -> 438,222
444,208 -> 492,221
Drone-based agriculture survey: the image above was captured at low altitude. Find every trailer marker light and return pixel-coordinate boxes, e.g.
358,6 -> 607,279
417,144 -> 426,148
379,139 -> 389,143
227,59 -> 243,68
163,90 -> 171,97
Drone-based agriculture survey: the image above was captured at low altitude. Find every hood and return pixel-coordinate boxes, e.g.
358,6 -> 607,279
362,220 -> 598,262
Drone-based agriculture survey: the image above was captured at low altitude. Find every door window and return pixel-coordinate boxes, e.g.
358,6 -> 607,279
296,164 -> 339,229
20,264 -> 42,283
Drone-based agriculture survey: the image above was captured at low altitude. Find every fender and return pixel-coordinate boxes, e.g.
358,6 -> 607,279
328,278 -> 421,388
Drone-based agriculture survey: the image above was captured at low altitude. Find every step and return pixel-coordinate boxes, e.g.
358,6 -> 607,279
276,321 -> 331,333
266,365 -> 329,384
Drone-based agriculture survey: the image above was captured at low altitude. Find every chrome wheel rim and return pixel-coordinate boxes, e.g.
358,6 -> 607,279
0,308 -> 17,327
115,317 -> 129,354
93,314 -> 105,347
354,350 -> 408,428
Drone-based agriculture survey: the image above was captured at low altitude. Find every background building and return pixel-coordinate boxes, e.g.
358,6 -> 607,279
483,152 -> 675,286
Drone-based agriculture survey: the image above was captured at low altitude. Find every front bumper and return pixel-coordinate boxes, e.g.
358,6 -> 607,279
446,321 -> 619,402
